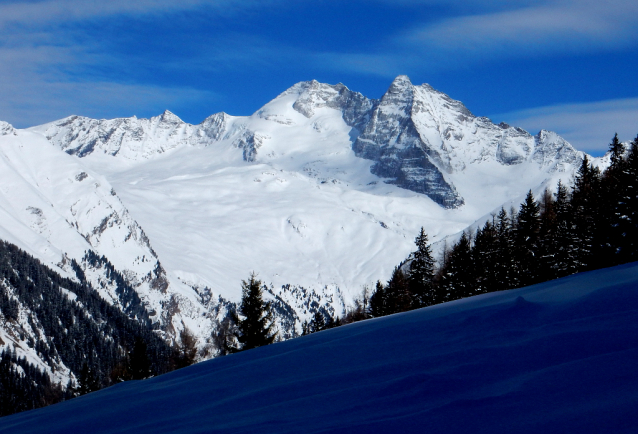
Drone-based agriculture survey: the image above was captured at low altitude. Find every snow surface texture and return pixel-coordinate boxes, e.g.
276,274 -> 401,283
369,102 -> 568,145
1,262 -> 637,434
1,76 -> 598,358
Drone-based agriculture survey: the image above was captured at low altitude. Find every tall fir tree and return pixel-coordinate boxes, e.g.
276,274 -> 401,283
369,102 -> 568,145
383,266 -> 411,314
472,220 -> 498,293
493,207 -> 515,291
571,156 -> 602,269
617,136 -> 638,262
597,134 -> 628,264
438,232 -> 475,301
514,190 -> 541,287
609,133 -> 626,167
407,227 -> 435,308
369,280 -> 388,318
550,180 -> 579,277
129,337 -> 151,380
232,273 -> 277,352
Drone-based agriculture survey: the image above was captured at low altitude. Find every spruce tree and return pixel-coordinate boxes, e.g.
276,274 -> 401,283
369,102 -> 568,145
439,232 -> 474,301
78,362 -> 100,395
609,133 -> 625,167
408,227 -> 435,308
472,220 -> 498,293
514,190 -> 541,287
383,266 -> 411,314
617,136 -> 638,261
597,134 -> 628,265
551,181 -> 579,277
129,337 -> 151,380
369,280 -> 387,318
233,273 -> 277,352
571,156 -> 602,269
493,208 -> 515,291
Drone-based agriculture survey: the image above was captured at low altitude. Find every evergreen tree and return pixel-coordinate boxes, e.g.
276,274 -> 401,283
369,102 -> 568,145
307,310 -> 327,334
596,134 -> 628,265
571,156 -> 602,269
514,190 -> 541,287
78,362 -> 100,395
232,273 -> 277,352
129,337 -> 151,380
493,208 -> 515,291
609,133 -> 625,167
383,266 -> 411,314
472,220 -> 498,293
617,136 -> 638,261
369,280 -> 387,318
438,232 -> 474,301
407,227 -> 435,308
548,181 -> 579,278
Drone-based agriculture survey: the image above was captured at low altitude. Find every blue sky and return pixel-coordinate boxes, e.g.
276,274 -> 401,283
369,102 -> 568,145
1,0 -> 637,154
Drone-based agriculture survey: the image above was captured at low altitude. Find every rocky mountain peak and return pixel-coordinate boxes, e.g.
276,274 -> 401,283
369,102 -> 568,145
387,75 -> 413,93
158,110 -> 183,124
379,75 -> 415,110
0,121 -> 16,136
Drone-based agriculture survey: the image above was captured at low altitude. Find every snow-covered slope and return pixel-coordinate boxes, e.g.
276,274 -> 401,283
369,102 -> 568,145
2,262 -> 636,433
0,126 -> 209,344
0,76 -> 600,355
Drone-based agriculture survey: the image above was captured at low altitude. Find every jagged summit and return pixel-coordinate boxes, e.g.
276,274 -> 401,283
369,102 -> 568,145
157,109 -> 183,123
28,76 -> 584,208
0,120 -> 16,136
386,74 -> 413,95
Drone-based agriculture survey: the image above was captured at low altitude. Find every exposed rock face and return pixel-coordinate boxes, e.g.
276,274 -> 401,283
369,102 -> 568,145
353,76 -> 463,208
351,76 -> 583,207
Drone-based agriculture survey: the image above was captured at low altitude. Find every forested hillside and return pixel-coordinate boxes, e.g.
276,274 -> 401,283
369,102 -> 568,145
0,241 -> 186,416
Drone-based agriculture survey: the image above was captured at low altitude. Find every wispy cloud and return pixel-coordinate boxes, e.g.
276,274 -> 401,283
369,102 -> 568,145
0,0 -> 282,126
0,0 -> 275,28
317,0 -> 638,77
0,40 -> 216,127
405,0 -> 638,59
491,98 -> 638,155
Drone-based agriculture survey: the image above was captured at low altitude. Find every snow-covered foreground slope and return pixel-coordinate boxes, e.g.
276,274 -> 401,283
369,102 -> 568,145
2,263 -> 636,434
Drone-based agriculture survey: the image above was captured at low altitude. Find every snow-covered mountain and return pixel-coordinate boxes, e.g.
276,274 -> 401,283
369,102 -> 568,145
0,76 -> 597,370
3,261 -> 636,433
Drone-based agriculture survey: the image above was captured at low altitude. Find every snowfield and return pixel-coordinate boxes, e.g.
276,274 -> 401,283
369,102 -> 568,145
0,76 -> 606,366
1,262 -> 636,433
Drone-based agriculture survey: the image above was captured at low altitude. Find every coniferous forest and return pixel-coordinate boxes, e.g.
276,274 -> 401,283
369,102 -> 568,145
0,242 -> 195,416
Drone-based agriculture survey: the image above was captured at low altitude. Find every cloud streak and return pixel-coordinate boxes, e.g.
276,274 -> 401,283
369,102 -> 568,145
316,0 -> 638,77
406,0 -> 638,57
0,0 -> 277,28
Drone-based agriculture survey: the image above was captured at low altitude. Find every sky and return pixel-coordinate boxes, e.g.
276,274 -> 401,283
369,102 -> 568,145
1,0 -> 637,155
